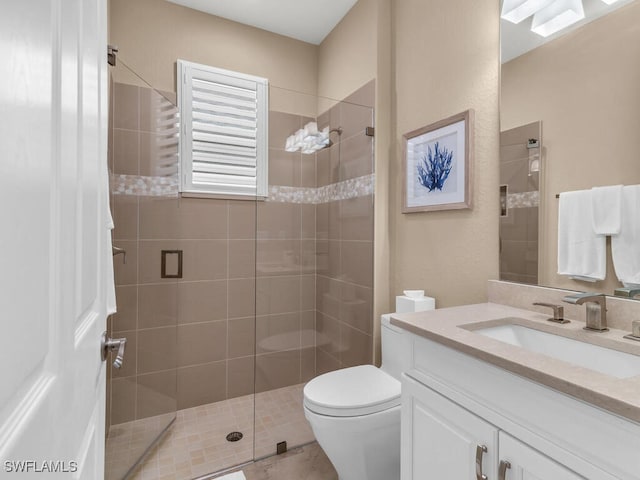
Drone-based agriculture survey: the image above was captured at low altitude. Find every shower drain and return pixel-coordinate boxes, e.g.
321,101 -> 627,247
226,431 -> 243,442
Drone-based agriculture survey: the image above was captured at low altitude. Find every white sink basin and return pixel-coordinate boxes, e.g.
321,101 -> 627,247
476,323 -> 640,379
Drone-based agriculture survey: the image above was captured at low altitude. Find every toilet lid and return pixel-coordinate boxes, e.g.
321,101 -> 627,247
303,365 -> 401,417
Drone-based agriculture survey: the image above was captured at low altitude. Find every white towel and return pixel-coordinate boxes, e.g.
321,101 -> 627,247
557,190 -> 606,281
612,185 -> 640,286
104,164 -> 117,316
105,210 -> 117,315
591,185 -> 623,235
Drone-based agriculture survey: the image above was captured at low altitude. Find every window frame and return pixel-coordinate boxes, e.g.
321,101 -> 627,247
177,59 -> 269,199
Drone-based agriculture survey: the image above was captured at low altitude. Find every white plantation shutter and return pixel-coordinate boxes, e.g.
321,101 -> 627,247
178,60 -> 268,197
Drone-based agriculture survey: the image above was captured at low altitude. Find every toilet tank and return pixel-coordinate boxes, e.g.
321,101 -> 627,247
379,314 -> 412,381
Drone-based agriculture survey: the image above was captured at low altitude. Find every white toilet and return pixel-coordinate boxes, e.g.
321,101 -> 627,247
303,314 -> 412,480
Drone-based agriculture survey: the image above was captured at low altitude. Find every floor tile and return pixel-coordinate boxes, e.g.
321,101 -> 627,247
107,384 -> 316,480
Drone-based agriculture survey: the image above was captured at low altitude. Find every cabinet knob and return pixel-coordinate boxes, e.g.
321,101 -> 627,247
499,460 -> 511,480
475,444 -> 488,480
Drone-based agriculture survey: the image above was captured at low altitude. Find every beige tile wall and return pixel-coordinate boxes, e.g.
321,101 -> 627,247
314,81 -> 375,374
254,111 -> 317,394
111,193 -> 262,420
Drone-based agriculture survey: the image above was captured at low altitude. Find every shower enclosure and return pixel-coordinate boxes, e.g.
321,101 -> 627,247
105,58 -> 375,479
499,121 -> 541,285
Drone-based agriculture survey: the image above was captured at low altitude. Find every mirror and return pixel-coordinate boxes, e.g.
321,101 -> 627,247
499,0 -> 640,298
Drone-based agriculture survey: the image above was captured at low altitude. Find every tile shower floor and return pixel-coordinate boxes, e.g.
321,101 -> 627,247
106,383 -> 315,480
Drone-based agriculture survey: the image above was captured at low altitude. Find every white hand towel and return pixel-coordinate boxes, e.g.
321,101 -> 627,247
612,185 -> 640,286
105,210 -> 117,315
105,164 -> 117,316
591,185 -> 623,235
557,190 -> 606,281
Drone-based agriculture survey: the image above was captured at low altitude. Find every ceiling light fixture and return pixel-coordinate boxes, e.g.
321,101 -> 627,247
600,0 -> 620,4
501,0 -> 556,24
531,0 -> 585,37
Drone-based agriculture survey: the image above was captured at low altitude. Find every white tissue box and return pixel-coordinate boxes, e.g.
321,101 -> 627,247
395,295 -> 436,313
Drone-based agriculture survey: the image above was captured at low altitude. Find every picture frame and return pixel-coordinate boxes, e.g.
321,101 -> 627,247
402,109 -> 474,213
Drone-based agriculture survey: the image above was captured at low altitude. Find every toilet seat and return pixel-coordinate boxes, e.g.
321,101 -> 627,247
303,365 -> 401,417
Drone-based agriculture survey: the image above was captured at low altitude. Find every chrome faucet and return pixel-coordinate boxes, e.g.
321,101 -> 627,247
562,293 -> 608,332
532,302 -> 568,324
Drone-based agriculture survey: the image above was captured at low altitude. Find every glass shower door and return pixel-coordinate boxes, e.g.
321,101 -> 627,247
105,56 -> 261,480
105,60 -> 180,480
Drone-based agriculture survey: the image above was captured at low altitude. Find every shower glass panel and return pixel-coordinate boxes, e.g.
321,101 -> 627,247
105,59 -> 181,480
253,84 -> 375,458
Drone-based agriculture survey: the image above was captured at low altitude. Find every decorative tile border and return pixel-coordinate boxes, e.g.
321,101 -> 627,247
110,174 -> 179,197
111,173 -> 375,204
316,173 -> 375,203
267,185 -> 317,204
268,173 -> 375,204
507,190 -> 539,209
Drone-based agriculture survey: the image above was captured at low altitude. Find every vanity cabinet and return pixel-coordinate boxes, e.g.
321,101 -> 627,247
402,377 -> 498,480
400,334 -> 639,480
402,376 -> 584,480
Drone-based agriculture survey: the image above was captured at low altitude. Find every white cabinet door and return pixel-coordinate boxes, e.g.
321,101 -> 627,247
401,375 -> 498,480
498,433 -> 586,480
0,0 -> 109,478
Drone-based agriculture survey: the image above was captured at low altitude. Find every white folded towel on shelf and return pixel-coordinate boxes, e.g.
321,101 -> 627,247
591,185 -> 623,235
612,185 -> 640,286
557,190 -> 606,281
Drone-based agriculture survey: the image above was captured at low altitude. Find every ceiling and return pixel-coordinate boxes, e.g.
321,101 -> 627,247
168,0 -> 635,61
166,0 -> 359,45
502,0 -> 637,63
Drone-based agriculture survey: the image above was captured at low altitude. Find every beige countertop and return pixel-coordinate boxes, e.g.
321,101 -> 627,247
391,302 -> 640,424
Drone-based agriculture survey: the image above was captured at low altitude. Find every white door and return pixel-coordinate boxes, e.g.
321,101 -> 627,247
0,0 -> 109,478
401,375 -> 499,480
498,433 -> 586,480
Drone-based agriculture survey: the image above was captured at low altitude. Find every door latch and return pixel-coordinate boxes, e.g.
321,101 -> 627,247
101,331 -> 127,369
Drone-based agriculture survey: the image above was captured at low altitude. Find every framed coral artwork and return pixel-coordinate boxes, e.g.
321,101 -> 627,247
402,109 -> 474,213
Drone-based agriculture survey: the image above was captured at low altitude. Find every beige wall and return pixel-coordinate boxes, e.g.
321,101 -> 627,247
373,0 -> 392,363
390,0 -> 501,308
317,0 -> 377,102
501,1 -> 640,295
109,0 -> 318,97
